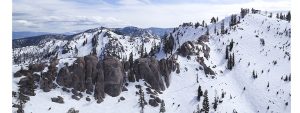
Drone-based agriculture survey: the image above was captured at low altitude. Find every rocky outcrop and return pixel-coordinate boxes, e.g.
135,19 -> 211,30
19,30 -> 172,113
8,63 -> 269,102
84,55 -> 99,94
198,35 -> 210,59
40,58 -> 58,92
56,55 -> 124,101
94,60 -> 105,103
103,56 -> 124,97
51,96 -> 64,104
177,41 -> 195,57
197,57 -> 215,75
57,67 -> 72,88
149,99 -> 159,107
159,59 -> 171,88
133,57 -> 165,91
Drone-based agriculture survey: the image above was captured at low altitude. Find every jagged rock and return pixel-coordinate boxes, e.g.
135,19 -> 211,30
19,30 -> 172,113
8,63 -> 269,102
71,95 -> 80,100
67,108 -> 79,113
178,41 -> 195,57
150,94 -> 155,98
57,67 -> 72,88
62,87 -> 70,93
86,97 -> 91,101
94,60 -> 105,102
159,58 -> 173,88
134,57 -> 165,91
155,97 -> 161,103
70,57 -> 86,92
51,96 -> 64,104
84,55 -> 98,94
201,44 -> 210,59
149,99 -> 159,107
120,96 -> 125,101
122,86 -> 128,91
103,56 -> 124,97
197,57 -> 215,75
71,89 -> 79,96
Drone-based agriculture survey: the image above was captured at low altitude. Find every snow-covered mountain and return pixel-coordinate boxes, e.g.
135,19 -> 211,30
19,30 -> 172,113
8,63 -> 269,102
12,9 -> 291,113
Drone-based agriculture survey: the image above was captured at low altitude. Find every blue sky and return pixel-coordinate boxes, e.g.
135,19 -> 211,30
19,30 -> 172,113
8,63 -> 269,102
13,0 -> 290,33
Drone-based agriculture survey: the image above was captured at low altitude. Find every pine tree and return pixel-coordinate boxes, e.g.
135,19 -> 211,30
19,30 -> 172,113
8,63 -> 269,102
206,27 -> 209,35
197,85 -> 203,101
202,90 -> 209,113
214,26 -> 217,34
159,100 -> 166,113
140,43 -> 144,58
221,20 -> 225,35
74,46 -> 78,55
195,22 -> 200,28
138,87 -> 146,113
213,97 -> 218,111
286,11 -> 291,22
129,52 -> 133,68
210,17 -> 216,24
232,53 -> 235,67
225,46 -> 229,59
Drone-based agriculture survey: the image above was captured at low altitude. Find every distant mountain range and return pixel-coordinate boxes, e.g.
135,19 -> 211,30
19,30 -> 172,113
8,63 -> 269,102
13,27 -> 172,39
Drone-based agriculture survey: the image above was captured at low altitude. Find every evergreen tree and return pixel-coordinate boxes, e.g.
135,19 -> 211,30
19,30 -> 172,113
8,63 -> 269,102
213,97 -> 218,111
206,27 -> 209,35
214,26 -> 217,34
197,85 -> 203,101
225,46 -> 229,59
159,100 -> 166,113
195,22 -> 200,28
138,87 -> 146,113
232,53 -> 235,67
202,90 -> 209,113
210,17 -> 216,24
221,20 -> 225,35
163,34 -> 175,55
140,43 -> 144,58
286,11 -> 291,22
129,52 -> 133,68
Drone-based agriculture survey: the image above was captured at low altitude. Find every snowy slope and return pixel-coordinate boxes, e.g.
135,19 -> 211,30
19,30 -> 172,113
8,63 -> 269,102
12,11 -> 291,113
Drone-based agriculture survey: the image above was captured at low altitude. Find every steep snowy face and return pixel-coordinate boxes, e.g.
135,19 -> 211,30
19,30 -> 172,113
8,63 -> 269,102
13,27 -> 161,65
162,12 -> 290,113
12,10 -> 291,113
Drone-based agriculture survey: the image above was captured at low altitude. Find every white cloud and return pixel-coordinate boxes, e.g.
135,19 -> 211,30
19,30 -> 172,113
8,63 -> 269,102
14,20 -> 38,28
118,0 -> 150,5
